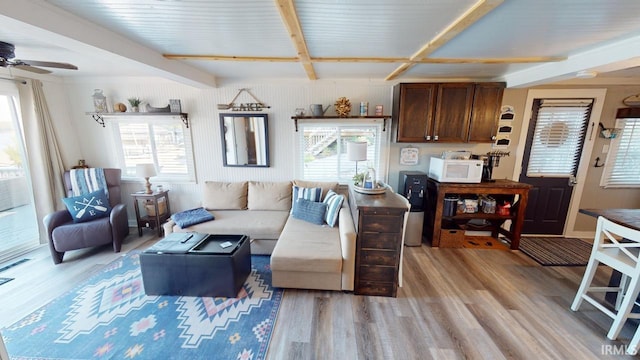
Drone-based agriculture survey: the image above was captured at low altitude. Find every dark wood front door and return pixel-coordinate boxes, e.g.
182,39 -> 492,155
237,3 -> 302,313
518,99 -> 592,235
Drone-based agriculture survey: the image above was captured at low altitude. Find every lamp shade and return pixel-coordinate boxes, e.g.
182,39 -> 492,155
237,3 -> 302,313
136,163 -> 157,178
347,141 -> 367,161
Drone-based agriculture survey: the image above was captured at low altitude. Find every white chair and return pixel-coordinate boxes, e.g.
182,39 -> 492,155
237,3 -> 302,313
571,216 -> 640,344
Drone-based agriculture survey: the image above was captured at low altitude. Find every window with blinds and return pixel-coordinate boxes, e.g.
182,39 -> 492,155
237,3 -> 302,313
601,118 -> 640,187
526,99 -> 593,177
112,118 -> 195,181
298,122 -> 383,183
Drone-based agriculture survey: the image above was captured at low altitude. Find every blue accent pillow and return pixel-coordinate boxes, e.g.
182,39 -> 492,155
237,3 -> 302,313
62,188 -> 112,223
291,186 -> 323,214
323,190 -> 344,227
292,198 -> 327,225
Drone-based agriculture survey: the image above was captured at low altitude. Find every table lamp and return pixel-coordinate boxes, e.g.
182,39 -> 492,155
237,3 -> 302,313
347,141 -> 367,175
136,163 -> 157,194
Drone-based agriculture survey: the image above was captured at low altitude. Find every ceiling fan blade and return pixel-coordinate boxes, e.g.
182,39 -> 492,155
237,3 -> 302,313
12,64 -> 52,74
17,59 -> 77,70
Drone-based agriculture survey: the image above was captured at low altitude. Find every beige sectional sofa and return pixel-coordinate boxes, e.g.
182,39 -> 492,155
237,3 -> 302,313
162,180 -> 356,291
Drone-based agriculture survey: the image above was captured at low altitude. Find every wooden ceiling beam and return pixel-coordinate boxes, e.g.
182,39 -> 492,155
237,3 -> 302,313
164,54 -> 298,62
274,0 -> 316,80
385,0 -> 504,81
164,54 -> 565,64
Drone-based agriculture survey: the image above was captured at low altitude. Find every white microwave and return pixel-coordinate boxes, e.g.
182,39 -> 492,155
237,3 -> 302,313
428,157 -> 483,183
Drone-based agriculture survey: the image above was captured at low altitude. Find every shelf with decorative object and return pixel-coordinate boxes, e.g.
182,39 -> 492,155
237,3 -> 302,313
86,112 -> 189,128
291,115 -> 392,132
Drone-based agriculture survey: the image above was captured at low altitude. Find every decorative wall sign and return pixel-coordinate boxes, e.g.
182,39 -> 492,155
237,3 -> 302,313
498,125 -> 513,134
400,147 -> 419,165
217,88 -> 270,111
500,105 -> 515,120
493,135 -> 511,149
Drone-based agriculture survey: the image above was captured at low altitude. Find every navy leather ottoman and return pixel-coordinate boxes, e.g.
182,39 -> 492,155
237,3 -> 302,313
140,233 -> 251,297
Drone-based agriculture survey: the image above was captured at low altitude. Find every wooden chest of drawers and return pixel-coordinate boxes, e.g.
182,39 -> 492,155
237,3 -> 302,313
349,186 -> 408,297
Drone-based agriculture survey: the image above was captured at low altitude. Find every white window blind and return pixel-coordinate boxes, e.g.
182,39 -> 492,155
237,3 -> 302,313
298,122 -> 384,183
112,118 -> 195,181
526,99 -> 592,177
601,118 -> 640,187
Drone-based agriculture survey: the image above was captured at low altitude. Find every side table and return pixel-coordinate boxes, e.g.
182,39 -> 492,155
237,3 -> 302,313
131,190 -> 171,237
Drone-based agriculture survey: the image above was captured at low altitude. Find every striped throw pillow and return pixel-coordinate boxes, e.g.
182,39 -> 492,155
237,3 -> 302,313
323,190 -> 344,227
291,186 -> 323,214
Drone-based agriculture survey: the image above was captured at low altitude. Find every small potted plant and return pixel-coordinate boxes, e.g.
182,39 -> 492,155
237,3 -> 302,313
352,172 -> 366,187
127,97 -> 142,112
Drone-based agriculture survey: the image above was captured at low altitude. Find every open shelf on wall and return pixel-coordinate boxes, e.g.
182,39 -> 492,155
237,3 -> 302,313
291,115 -> 392,131
86,112 -> 189,128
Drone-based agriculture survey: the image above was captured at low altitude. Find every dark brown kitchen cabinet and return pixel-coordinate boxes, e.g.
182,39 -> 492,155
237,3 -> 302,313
433,83 -> 474,142
392,83 -> 437,142
468,82 -> 505,142
392,82 -> 505,143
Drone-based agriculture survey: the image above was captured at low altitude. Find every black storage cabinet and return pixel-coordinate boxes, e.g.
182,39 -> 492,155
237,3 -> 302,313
140,234 -> 251,297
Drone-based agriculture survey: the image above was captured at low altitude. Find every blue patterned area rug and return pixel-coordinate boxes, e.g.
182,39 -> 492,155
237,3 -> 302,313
2,253 -> 283,359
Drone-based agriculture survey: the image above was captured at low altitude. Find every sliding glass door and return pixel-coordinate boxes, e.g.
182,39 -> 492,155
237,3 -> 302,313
0,85 -> 39,263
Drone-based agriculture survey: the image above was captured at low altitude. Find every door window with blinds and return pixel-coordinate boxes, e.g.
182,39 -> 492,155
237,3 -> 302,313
601,117 -> 640,187
526,99 -> 593,177
297,122 -> 386,183
111,118 -> 195,181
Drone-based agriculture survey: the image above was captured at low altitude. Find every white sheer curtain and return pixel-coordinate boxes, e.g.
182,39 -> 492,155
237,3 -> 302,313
19,79 -> 66,243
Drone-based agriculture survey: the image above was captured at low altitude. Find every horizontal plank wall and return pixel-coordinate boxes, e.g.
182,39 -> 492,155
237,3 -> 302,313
57,77 -> 392,218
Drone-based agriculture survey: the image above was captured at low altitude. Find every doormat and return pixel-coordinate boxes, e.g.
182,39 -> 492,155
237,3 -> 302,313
0,278 -> 14,286
1,252 -> 283,360
463,236 -> 510,250
0,258 -> 30,273
519,237 -> 592,266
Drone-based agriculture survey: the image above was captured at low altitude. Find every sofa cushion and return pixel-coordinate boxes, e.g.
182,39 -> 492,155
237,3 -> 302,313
173,210 -> 288,240
292,180 -> 338,201
62,188 -> 112,223
271,216 -> 342,273
248,181 -> 292,211
292,198 -> 327,225
291,185 -> 322,214
203,181 -> 247,210
323,190 -> 344,227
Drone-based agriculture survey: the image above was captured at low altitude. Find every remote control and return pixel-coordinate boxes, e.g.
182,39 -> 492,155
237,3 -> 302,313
220,241 -> 233,248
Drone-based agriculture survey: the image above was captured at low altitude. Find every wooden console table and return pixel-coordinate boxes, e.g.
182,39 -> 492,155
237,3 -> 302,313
425,179 -> 532,249
348,186 -> 409,297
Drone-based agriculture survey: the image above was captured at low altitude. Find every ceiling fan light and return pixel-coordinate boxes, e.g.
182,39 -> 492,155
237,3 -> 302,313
575,70 -> 598,79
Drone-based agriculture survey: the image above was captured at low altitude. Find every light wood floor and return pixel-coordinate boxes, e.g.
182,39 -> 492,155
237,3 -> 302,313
0,232 -> 637,359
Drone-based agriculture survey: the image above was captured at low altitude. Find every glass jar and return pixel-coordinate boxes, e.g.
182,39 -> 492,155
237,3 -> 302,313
92,89 -> 108,113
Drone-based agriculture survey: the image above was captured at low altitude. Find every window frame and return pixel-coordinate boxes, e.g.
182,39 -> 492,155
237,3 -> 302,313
110,116 -> 196,182
295,119 -> 389,184
600,117 -> 640,188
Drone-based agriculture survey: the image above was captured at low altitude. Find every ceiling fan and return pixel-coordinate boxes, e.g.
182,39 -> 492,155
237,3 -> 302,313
0,41 -> 77,74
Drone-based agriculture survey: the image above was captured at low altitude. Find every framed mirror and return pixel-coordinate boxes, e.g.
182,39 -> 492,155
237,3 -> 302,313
220,113 -> 270,167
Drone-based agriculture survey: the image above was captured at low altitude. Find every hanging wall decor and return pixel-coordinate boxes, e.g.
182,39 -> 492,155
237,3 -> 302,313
217,88 -> 270,111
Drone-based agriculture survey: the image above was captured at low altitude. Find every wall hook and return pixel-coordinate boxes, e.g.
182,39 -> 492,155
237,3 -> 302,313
594,156 -> 605,168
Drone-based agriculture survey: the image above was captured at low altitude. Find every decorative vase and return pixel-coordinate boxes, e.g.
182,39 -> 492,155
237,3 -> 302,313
132,106 -> 139,112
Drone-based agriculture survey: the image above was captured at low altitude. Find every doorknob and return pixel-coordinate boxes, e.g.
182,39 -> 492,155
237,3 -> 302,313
568,175 -> 578,186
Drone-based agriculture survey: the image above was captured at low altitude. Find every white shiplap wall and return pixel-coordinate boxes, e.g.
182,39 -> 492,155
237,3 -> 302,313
56,77 -> 394,219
